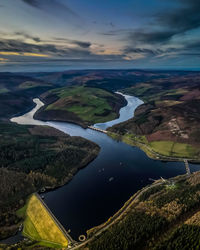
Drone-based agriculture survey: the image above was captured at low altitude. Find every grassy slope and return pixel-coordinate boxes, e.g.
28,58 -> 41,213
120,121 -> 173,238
87,172 -> 200,250
47,86 -> 117,123
149,141 -> 199,158
109,132 -> 200,161
23,194 -> 68,248
37,86 -> 126,125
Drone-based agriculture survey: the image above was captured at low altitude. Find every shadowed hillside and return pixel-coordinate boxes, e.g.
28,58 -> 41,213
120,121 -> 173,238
0,122 -> 99,240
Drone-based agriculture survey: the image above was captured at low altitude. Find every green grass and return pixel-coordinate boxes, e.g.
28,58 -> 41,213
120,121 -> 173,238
123,133 -> 148,144
16,201 -> 29,218
149,141 -> 199,158
109,131 -> 200,160
23,194 -> 68,248
46,86 -> 119,124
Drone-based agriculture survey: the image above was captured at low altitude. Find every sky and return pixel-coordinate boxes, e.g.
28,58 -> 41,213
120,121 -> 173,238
0,0 -> 200,72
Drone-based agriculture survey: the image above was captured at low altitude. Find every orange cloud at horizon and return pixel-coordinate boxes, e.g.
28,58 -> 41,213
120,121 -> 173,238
0,52 -> 20,56
23,52 -> 50,57
0,52 -> 50,57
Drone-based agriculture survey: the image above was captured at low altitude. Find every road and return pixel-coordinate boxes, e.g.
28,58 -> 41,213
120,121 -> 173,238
112,132 -> 199,163
69,180 -> 164,249
88,126 -> 108,134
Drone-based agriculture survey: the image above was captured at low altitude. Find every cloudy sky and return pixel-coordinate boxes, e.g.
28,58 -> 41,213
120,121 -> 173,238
0,0 -> 200,71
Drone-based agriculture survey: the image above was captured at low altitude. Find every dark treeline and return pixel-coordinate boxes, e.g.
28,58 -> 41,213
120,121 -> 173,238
87,173 -> 200,250
0,122 -> 99,240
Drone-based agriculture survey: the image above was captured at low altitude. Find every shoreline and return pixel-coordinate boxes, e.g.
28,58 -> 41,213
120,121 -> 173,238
33,91 -> 127,128
108,132 -> 200,164
5,92 -> 141,246
68,172 -> 190,250
0,146 -> 100,246
8,92 -> 199,248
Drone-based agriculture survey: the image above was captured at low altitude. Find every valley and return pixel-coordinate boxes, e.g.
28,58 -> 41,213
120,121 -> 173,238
1,70 -> 200,250
109,72 -> 200,161
0,122 -> 99,242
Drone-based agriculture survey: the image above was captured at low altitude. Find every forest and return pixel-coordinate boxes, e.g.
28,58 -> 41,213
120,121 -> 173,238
87,172 -> 200,250
0,122 -> 99,240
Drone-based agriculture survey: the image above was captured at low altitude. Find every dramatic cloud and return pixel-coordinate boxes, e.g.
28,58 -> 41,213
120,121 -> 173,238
14,32 -> 41,42
184,40 -> 200,50
0,38 -> 127,63
128,30 -> 175,45
156,0 -> 200,34
0,39 -> 59,54
53,38 -> 91,48
22,0 -> 76,15
127,0 -> 200,46
21,0 -> 82,25
22,0 -> 39,7
1,0 -> 200,70
123,47 -> 162,56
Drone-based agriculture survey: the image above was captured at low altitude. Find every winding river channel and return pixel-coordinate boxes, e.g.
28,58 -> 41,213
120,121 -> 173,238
11,93 -> 200,241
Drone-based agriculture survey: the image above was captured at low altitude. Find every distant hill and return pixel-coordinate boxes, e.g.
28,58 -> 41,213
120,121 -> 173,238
0,73 -> 53,120
109,72 -> 200,160
24,69 -> 178,91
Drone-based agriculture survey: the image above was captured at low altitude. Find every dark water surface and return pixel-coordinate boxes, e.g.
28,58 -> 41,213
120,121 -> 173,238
11,94 -> 200,241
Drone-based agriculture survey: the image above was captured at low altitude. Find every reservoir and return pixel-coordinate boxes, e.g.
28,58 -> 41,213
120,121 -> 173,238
11,94 -> 200,240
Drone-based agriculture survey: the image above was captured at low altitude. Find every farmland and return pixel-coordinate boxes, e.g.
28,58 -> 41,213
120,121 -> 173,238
109,73 -> 200,161
35,86 -> 127,126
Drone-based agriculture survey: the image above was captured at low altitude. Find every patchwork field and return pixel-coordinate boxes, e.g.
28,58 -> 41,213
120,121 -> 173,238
36,85 -> 126,125
23,194 -> 68,248
47,86 -> 117,122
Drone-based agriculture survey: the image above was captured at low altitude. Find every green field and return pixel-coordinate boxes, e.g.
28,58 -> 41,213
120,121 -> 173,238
45,86 -> 121,124
149,141 -> 199,158
23,194 -> 68,248
109,131 -> 200,160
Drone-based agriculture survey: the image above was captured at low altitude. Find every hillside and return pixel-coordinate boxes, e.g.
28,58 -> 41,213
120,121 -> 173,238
108,73 -> 200,161
0,73 -> 53,120
25,69 -> 189,91
0,122 -> 99,240
35,86 -> 127,126
87,171 -> 200,249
